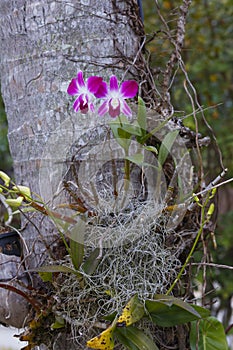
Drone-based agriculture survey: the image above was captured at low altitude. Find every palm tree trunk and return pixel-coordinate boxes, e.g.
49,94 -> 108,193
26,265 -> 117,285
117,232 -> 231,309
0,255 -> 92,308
0,0 -> 143,331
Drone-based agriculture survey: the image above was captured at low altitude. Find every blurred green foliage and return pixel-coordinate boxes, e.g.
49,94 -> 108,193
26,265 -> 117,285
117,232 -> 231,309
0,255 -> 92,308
0,94 -> 12,171
143,0 -> 233,332
193,209 -> 233,327
212,210 -> 233,324
144,0 -> 233,175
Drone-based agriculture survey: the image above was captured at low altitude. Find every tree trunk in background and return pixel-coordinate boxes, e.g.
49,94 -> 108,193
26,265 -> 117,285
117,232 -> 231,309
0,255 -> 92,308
0,0 -> 143,332
0,1 -> 203,349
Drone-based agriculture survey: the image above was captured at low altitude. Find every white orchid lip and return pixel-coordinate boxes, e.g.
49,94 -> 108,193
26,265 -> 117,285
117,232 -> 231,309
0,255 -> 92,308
111,98 -> 120,108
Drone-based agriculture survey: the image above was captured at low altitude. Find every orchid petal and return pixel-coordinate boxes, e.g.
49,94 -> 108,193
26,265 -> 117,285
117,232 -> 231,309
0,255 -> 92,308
109,100 -> 121,118
73,98 -> 80,112
94,81 -> 108,98
98,100 -> 109,117
87,76 -> 103,94
89,102 -> 95,112
79,94 -> 88,113
110,75 -> 119,91
121,100 -> 132,117
67,78 -> 79,95
80,107 -> 88,114
120,80 -> 138,98
77,71 -> 85,88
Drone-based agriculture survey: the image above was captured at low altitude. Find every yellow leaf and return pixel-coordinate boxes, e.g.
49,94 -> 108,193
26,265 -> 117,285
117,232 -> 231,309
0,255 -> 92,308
117,294 -> 144,327
5,196 -> 23,207
86,326 -> 114,350
0,171 -> 11,187
13,185 -> 32,199
207,203 -> 215,217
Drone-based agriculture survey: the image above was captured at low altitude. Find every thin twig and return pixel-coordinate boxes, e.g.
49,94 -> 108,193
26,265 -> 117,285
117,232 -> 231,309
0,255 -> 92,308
191,262 -> 233,270
0,283 -> 42,312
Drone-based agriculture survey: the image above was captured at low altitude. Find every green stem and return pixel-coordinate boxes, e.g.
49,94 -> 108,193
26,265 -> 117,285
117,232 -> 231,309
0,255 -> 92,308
166,205 -> 206,295
124,158 -> 130,189
119,150 -> 130,209
123,146 -> 130,190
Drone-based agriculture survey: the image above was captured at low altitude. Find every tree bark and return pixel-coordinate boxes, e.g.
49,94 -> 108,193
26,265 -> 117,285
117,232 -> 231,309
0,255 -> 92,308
0,0 -> 143,332
0,1 -> 204,349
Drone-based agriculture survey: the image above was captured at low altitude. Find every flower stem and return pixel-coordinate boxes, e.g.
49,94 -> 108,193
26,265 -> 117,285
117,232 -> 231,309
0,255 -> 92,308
124,158 -> 130,189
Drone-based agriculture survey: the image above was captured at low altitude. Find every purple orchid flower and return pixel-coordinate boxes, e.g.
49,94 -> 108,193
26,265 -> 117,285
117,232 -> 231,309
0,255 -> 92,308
97,75 -> 138,118
67,71 -> 104,114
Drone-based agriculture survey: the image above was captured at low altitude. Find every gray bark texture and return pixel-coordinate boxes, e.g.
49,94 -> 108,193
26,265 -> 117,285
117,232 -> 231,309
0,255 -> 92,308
0,0 -> 143,341
0,1 -> 200,349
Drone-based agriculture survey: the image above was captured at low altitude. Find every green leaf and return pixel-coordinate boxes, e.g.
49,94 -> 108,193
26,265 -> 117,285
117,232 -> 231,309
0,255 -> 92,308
112,115 -> 142,137
155,294 -> 201,316
125,154 -> 159,171
118,127 -> 132,139
143,145 -> 158,154
109,115 -> 143,151
120,123 -> 142,137
51,316 -> 65,330
125,153 -> 144,166
110,123 -> 131,151
190,317 -> 228,350
116,326 -> 159,350
103,312 -> 117,322
137,96 -> 147,132
158,130 -> 179,166
38,271 -> 53,282
145,295 -> 202,327
30,264 -> 78,275
117,294 -> 145,327
141,115 -> 173,144
69,221 -> 85,270
82,248 -> 102,275
50,215 -> 72,233
192,305 -> 211,319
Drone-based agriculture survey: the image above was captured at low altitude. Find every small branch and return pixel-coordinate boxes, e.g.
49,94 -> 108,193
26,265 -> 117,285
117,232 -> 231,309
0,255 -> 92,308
178,56 -> 226,172
29,201 -> 77,224
161,0 -> 192,94
187,171 -> 232,211
191,262 -> 233,271
225,323 -> 233,335
183,79 -> 204,185
0,283 -> 43,312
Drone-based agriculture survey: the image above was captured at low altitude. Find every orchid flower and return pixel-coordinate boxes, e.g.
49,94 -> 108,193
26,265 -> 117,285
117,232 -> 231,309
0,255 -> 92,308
97,75 -> 138,118
67,71 -> 104,114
